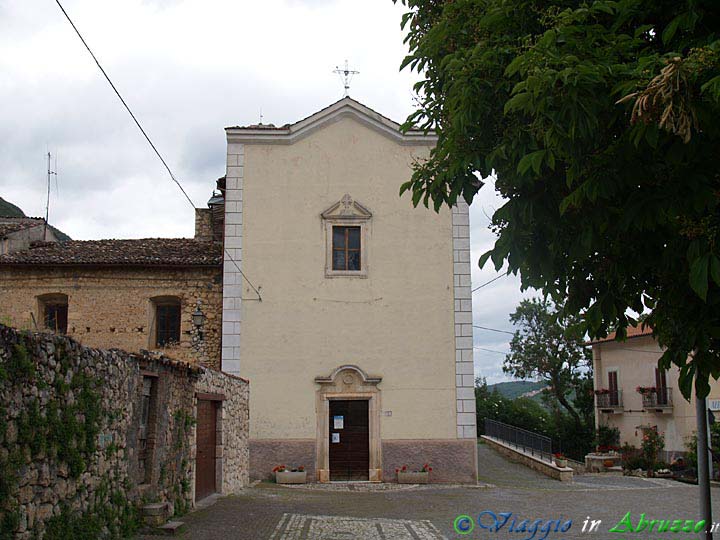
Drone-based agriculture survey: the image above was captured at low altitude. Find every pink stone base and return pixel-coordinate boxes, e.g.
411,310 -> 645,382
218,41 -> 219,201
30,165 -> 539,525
382,439 -> 478,483
250,439 -> 315,481
250,438 -> 478,483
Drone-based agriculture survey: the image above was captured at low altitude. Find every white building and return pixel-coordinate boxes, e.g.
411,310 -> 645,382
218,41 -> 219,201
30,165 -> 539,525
220,98 -> 477,483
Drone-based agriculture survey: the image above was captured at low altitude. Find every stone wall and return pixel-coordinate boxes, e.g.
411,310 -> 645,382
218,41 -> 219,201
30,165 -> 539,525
0,325 -> 249,539
0,223 -> 58,256
481,436 -> 573,482
194,209 -> 213,242
0,265 -> 223,370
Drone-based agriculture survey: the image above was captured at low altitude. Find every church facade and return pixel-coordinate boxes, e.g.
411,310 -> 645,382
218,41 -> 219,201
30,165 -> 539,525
220,98 -> 477,483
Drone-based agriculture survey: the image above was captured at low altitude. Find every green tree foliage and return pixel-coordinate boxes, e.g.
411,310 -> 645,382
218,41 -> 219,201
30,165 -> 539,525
396,0 -> 720,398
506,298 -> 593,427
475,377 -> 554,436
475,377 -> 594,459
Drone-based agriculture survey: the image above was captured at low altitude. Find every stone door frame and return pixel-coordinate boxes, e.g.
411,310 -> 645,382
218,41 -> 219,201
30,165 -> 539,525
315,365 -> 382,482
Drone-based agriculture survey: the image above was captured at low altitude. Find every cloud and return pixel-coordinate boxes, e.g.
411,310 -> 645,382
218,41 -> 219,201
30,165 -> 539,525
1,0 -> 531,383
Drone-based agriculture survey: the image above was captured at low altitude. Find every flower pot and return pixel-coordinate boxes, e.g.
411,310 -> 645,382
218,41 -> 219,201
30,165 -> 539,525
555,458 -> 568,468
275,471 -> 307,484
397,471 -> 429,484
603,459 -> 615,468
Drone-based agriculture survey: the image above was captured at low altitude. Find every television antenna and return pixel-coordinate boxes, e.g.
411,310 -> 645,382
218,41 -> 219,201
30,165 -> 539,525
44,152 -> 57,241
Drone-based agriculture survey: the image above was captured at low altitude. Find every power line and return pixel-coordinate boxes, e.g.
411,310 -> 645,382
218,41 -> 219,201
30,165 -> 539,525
473,325 -> 515,336
54,0 -> 262,301
473,346 -> 510,355
54,0 -> 195,210
472,273 -> 507,293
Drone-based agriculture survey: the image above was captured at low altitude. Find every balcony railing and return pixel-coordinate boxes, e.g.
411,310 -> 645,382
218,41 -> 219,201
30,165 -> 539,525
595,390 -> 623,410
642,387 -> 673,409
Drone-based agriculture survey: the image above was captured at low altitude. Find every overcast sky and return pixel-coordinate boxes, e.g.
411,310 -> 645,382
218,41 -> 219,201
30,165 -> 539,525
0,0 -> 537,383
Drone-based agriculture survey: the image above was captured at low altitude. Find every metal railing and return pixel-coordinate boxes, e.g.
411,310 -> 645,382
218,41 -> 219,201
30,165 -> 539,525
595,390 -> 623,409
642,387 -> 673,409
484,419 -> 553,463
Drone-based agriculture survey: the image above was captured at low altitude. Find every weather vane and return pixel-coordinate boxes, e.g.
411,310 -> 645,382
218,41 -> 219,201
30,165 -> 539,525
333,60 -> 359,97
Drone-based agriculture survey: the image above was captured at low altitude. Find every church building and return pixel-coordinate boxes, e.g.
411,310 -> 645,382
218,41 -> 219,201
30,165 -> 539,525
220,97 -> 477,483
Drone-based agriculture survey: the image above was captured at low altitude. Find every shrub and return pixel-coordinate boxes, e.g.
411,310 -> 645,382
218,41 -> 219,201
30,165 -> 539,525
596,425 -> 620,450
621,443 -> 647,471
641,429 -> 665,475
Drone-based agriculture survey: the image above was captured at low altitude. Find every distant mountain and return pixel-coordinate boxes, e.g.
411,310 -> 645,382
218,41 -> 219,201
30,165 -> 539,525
0,196 -> 71,242
487,380 -> 547,400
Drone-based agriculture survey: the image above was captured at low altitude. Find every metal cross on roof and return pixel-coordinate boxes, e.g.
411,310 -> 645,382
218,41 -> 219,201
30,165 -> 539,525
333,60 -> 359,97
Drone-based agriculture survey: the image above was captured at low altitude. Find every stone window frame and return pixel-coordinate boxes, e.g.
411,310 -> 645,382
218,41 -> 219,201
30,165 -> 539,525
36,292 -> 68,334
149,295 -> 182,349
321,195 -> 372,279
138,370 -> 159,486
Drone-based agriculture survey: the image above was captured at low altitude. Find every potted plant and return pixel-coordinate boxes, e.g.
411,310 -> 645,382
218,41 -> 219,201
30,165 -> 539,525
273,464 -> 307,484
554,453 -> 568,468
396,463 -> 432,484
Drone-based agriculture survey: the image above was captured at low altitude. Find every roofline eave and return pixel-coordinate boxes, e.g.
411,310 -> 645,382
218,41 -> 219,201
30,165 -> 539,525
225,98 -> 437,146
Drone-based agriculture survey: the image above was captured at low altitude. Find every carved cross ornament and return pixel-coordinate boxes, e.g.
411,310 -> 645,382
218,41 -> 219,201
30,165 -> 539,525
340,194 -> 354,215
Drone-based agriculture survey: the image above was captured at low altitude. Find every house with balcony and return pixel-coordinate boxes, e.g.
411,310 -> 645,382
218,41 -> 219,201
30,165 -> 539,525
590,325 -> 720,458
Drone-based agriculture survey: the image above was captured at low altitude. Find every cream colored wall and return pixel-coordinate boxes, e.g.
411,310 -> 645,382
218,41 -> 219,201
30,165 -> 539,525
238,117 -> 458,441
594,335 -> 720,453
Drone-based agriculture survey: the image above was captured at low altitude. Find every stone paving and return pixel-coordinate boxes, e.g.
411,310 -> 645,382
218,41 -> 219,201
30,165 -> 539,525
136,443 -> 720,540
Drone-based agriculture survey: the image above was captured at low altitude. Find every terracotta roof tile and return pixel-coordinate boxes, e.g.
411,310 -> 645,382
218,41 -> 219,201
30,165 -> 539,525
0,238 -> 222,267
587,324 -> 653,345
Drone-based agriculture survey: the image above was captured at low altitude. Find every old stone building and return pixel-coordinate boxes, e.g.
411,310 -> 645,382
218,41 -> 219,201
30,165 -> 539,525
220,97 -> 478,483
0,217 -> 59,255
0,324 -> 249,538
0,222 -> 224,368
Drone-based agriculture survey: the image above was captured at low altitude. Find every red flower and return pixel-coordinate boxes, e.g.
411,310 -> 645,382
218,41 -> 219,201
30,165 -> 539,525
401,465 -> 407,471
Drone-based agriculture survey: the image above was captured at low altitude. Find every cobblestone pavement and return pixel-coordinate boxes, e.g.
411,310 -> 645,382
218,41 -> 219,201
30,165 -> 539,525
136,444 -> 720,540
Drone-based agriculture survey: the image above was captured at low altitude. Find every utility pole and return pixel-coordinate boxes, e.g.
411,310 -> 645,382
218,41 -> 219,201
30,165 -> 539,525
697,394 -> 713,540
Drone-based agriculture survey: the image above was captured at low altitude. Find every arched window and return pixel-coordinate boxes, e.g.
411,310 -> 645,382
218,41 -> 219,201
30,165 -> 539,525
151,296 -> 181,347
37,293 -> 68,334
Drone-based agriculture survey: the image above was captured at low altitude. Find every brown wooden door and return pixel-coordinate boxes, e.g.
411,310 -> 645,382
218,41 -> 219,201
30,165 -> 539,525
608,371 -> 619,406
329,400 -> 369,481
195,400 -> 217,500
655,368 -> 668,405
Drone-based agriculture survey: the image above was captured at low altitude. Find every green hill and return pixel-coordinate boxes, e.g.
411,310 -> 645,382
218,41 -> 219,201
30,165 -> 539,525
0,197 -> 24,218
0,196 -> 71,241
487,380 -> 547,399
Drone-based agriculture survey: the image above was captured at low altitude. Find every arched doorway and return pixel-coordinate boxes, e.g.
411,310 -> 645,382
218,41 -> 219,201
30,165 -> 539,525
315,365 -> 382,482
